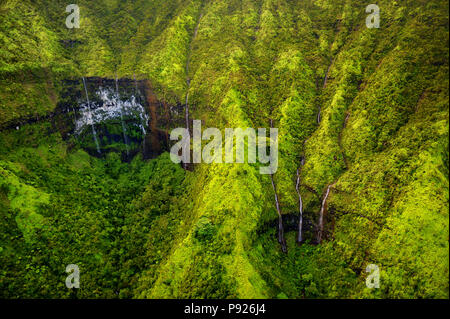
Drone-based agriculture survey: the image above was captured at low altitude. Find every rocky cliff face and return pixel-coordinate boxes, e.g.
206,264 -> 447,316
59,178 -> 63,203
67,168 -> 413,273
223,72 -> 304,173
1,77 -> 185,161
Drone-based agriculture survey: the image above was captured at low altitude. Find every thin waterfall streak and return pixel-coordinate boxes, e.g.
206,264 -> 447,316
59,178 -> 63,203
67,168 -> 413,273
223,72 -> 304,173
133,72 -> 139,100
82,77 -> 101,154
269,119 -> 282,236
76,86 -> 148,136
182,12 -> 202,170
71,106 -> 77,125
317,107 -> 321,124
317,60 -> 333,125
270,172 -> 287,253
115,74 -> 129,156
318,184 -> 333,244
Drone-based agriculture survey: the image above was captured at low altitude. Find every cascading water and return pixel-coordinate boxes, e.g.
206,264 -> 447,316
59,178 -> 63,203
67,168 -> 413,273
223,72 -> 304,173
115,74 -> 130,156
295,155 -> 305,244
133,72 -> 139,95
76,87 -> 148,136
82,77 -> 101,154
182,12 -> 203,170
75,79 -> 149,156
317,183 -> 335,244
133,73 -> 146,139
269,118 -> 287,253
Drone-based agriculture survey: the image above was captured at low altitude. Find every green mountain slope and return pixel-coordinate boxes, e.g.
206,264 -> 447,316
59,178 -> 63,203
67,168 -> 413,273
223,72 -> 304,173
0,0 -> 448,298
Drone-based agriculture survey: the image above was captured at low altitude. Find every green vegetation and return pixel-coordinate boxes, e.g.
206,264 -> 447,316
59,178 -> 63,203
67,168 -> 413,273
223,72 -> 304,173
0,0 -> 448,298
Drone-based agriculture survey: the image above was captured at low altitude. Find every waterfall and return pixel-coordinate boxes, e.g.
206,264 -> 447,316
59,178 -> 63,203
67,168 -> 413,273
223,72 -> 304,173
323,60 -> 333,88
115,74 -> 130,156
71,105 -> 77,125
271,174 -> 287,253
295,156 -> 305,244
82,77 -> 101,154
75,83 -> 148,145
269,118 -> 287,253
339,112 -> 350,170
133,72 -> 146,137
296,137 -> 308,244
183,59 -> 191,171
184,91 -> 189,170
317,59 -> 333,124
181,12 -> 203,170
317,108 -> 322,124
317,183 -> 335,244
